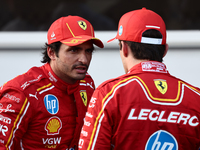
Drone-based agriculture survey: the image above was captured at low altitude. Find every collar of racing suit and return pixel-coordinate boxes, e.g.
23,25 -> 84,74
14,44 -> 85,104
43,63 -> 80,95
127,61 -> 169,74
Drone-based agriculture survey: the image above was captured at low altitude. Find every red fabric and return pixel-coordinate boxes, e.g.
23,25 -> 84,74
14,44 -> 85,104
0,63 -> 95,150
79,61 -> 200,150
47,16 -> 104,48
107,8 -> 166,45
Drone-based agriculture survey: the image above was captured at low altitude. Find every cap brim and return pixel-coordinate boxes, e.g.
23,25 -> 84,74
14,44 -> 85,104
107,37 -> 116,43
61,35 -> 104,48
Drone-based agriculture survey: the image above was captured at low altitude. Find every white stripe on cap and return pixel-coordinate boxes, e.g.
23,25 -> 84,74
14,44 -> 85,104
141,37 -> 163,45
146,25 -> 160,29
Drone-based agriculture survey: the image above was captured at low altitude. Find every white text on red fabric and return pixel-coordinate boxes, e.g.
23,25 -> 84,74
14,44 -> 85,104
128,108 -> 199,127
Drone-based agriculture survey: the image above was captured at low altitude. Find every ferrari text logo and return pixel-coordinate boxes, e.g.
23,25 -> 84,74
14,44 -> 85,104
78,21 -> 87,30
154,79 -> 168,94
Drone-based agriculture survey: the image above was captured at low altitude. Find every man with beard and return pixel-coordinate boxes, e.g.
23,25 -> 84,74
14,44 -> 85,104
0,15 -> 103,150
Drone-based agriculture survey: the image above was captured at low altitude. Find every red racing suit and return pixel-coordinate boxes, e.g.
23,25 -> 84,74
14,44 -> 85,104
0,63 -> 95,150
79,61 -> 200,150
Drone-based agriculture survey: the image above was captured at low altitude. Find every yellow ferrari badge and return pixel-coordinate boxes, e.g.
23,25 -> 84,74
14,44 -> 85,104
80,90 -> 87,106
154,79 -> 168,94
78,21 -> 87,30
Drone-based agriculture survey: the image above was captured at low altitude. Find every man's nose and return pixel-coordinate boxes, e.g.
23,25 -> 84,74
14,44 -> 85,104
78,52 -> 88,64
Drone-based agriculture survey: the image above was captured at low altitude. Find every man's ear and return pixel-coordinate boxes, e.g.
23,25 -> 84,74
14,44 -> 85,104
121,41 -> 129,57
47,47 -> 56,60
163,44 -> 169,58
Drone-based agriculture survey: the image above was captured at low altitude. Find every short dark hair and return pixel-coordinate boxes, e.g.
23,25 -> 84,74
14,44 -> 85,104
41,42 -> 62,63
120,29 -> 166,62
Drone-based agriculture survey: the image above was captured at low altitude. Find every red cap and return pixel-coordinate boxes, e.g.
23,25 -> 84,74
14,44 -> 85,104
47,16 -> 104,48
108,8 -> 166,45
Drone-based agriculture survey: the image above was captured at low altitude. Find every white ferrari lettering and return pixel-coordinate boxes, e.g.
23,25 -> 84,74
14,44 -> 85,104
128,108 -> 199,127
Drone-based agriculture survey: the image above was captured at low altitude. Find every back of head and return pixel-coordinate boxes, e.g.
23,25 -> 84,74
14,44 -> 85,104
108,8 -> 167,62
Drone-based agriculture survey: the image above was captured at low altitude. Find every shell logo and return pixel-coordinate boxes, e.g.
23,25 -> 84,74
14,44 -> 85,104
45,116 -> 62,135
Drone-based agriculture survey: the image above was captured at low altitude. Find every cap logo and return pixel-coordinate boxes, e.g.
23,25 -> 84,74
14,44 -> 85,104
78,21 -> 87,30
119,25 -> 123,36
51,32 -> 56,40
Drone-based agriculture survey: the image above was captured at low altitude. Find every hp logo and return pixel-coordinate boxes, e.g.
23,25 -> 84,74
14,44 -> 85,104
44,94 -> 59,114
145,130 -> 178,150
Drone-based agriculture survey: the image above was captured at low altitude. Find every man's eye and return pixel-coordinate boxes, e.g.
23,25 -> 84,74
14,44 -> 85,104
86,49 -> 94,53
70,49 -> 78,52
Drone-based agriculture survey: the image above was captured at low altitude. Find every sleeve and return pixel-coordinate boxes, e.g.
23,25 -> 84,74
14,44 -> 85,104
0,88 -> 30,150
79,88 -> 113,150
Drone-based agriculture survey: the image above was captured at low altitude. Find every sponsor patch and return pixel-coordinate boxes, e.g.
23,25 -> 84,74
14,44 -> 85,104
154,79 -> 168,94
0,124 -> 8,136
29,92 -> 38,100
44,95 -> 59,114
21,75 -> 42,90
0,115 -> 11,124
89,97 -> 96,108
3,93 -> 20,103
48,72 -> 57,82
42,137 -> 61,148
145,130 -> 178,150
51,32 -> 56,41
78,21 -> 87,30
45,116 -> 62,135
141,61 -> 168,73
80,90 -> 87,106
0,104 -> 15,113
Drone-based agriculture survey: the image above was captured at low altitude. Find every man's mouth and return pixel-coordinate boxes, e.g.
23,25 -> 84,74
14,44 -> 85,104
74,65 -> 88,74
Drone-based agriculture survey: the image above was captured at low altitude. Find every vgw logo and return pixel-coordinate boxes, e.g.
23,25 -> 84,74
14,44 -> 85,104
44,95 -> 59,114
145,130 -> 178,150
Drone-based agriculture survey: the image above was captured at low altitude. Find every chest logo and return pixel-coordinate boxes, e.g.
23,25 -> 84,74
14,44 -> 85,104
78,21 -> 87,30
80,90 -> 87,106
44,95 -> 59,114
45,116 -> 62,135
145,130 -> 178,150
154,79 -> 168,94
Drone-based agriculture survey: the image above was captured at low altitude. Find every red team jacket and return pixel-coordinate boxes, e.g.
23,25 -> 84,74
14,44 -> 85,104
0,63 -> 95,150
79,61 -> 200,150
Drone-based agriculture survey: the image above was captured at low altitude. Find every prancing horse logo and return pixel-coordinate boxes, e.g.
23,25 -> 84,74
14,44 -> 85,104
78,21 -> 87,30
80,90 -> 87,106
154,79 -> 168,94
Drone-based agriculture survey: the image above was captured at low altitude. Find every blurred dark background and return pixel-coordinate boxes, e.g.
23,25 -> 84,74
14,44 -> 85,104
1,0 -> 200,31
